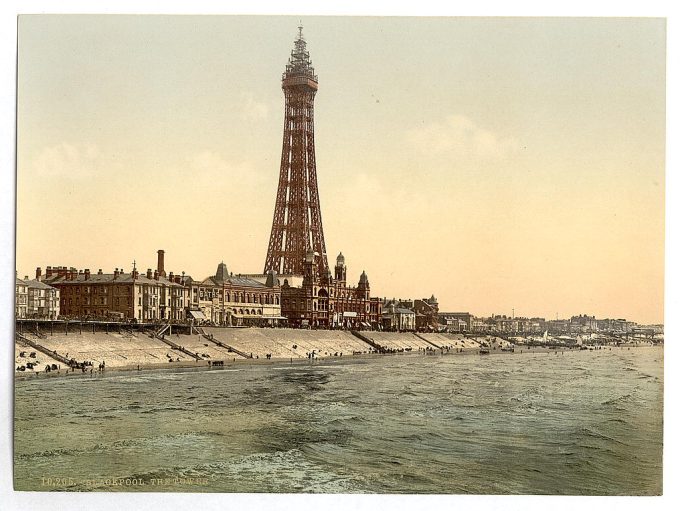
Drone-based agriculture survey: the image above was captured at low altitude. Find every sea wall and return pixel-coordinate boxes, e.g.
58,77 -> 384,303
14,327 -> 511,375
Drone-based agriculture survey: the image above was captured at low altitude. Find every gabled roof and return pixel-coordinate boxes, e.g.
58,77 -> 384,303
24,279 -> 58,290
197,275 -> 267,289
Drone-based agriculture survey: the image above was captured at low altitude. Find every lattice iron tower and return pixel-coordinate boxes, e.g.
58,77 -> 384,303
264,26 -> 328,276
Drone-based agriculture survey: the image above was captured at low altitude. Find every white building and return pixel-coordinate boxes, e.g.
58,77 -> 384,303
23,277 -> 60,319
15,276 -> 28,318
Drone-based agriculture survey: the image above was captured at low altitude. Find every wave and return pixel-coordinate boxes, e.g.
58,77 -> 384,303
579,427 -> 628,446
602,394 -> 632,406
140,406 -> 191,414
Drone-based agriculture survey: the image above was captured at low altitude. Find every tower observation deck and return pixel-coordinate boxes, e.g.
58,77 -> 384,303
264,26 -> 328,276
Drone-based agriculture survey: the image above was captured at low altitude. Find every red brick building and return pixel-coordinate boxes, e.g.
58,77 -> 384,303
281,252 -> 382,329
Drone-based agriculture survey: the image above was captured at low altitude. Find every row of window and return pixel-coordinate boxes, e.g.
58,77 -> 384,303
193,289 -> 280,305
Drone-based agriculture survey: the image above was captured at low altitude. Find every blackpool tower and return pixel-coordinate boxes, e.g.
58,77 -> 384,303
263,26 -> 328,276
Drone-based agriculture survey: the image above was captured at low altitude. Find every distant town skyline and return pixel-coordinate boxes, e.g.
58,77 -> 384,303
16,16 -> 665,324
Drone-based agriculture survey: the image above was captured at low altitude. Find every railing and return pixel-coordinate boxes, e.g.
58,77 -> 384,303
350,330 -> 385,353
150,326 -> 201,361
201,333 -> 249,359
413,332 -> 442,349
15,332 -> 71,365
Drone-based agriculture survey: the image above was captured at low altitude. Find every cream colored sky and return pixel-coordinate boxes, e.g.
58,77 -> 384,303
16,16 -> 665,324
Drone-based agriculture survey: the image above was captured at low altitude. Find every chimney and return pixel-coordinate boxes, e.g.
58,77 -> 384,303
84,269 -> 90,281
35,267 -> 42,281
169,271 -> 174,281
146,268 -> 152,279
97,268 -> 103,275
113,268 -> 119,279
132,268 -> 139,280
157,249 -> 166,277
153,269 -> 159,280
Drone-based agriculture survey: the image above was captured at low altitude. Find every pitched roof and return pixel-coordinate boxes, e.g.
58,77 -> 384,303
24,279 -> 58,290
46,273 -> 184,287
198,275 -> 267,288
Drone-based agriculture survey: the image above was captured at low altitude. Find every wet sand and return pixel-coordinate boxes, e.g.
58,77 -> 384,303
14,344 -> 624,380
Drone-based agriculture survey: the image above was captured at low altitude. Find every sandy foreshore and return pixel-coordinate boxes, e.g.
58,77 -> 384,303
14,344 -> 649,381
15,326 -> 659,381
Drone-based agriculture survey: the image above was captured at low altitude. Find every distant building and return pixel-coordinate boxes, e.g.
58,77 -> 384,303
23,273 -> 60,319
280,252 -> 382,329
15,275 -> 28,318
382,300 -> 416,331
185,263 -> 282,326
41,250 -> 187,321
439,312 -> 473,332
413,295 -> 439,331
570,314 -> 597,332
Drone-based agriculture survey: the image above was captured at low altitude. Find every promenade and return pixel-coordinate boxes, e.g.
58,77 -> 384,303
14,323 -> 655,378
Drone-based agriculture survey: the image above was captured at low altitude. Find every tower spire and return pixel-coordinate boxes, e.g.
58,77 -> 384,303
264,27 -> 327,276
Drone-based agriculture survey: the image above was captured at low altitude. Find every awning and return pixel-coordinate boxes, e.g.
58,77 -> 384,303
263,316 -> 287,320
361,322 -> 371,328
188,310 -> 207,320
343,312 -> 358,318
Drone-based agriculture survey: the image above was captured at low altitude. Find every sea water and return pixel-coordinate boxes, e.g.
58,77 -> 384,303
14,346 -> 663,494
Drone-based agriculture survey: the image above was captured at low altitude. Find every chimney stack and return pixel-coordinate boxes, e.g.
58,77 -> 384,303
84,269 -> 91,281
97,269 -> 103,275
153,269 -> 159,280
157,249 -> 166,277
114,268 -> 119,279
146,268 -> 152,279
35,267 -> 42,281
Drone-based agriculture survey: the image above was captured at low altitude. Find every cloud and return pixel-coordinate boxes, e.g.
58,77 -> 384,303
406,115 -> 519,159
187,150 -> 264,191
239,92 -> 269,122
31,143 -> 101,179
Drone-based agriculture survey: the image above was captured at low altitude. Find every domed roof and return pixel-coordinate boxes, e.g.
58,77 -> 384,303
359,270 -> 369,284
336,252 -> 345,264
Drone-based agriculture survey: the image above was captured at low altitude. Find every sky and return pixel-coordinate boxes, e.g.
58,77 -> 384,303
15,15 -> 666,324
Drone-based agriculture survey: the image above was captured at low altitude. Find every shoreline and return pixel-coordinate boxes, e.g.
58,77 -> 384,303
14,344 -> 660,381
